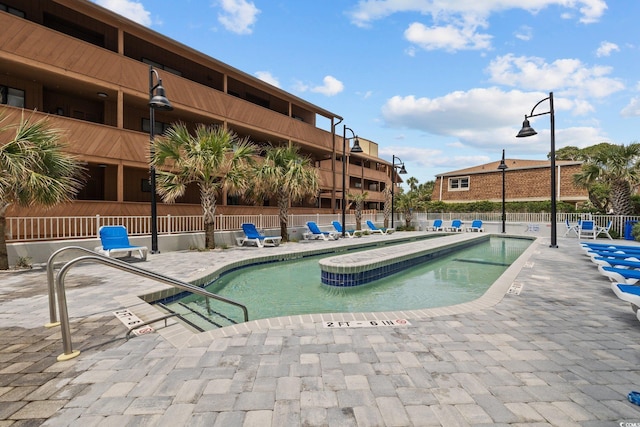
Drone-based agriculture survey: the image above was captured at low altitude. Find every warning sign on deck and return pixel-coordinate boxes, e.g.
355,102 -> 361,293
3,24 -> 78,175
113,309 -> 154,336
323,319 -> 410,328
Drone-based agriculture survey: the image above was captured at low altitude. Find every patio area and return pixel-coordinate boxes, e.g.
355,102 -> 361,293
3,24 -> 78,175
1,232 -> 640,426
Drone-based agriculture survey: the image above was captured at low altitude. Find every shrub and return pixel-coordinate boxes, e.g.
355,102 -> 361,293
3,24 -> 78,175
632,223 -> 640,241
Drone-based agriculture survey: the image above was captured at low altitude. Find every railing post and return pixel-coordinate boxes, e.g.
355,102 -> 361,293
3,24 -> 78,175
167,214 -> 172,234
95,214 -> 100,237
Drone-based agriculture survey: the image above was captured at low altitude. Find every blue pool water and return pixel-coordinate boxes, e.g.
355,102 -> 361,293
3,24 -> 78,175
162,236 -> 531,329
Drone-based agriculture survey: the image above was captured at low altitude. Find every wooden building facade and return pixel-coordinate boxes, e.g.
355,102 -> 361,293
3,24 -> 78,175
0,0 -> 394,218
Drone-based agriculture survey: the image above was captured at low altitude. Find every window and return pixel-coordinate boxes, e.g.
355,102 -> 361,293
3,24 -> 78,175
449,176 -> 469,191
142,59 -> 182,77
0,3 -> 26,18
0,86 -> 25,108
142,118 -> 171,135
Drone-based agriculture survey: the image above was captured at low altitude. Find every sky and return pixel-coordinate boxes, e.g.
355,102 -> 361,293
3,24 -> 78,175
93,0 -> 639,187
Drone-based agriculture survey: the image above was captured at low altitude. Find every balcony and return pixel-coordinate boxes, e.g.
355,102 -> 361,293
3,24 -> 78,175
0,12 -> 335,151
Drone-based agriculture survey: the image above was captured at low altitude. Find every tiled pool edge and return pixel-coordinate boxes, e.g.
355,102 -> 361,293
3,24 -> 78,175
185,234 -> 540,346
114,233 -> 539,348
140,233 -> 440,306
319,233 -> 489,287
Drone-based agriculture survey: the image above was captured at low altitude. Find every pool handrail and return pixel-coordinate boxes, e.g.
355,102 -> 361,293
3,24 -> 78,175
46,246 -> 101,327
51,251 -> 249,361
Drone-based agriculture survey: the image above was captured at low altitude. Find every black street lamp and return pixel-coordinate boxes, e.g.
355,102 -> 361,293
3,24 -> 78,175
341,125 -> 362,237
148,66 -> 173,253
390,155 -> 407,229
516,91 -> 557,248
497,149 -> 508,234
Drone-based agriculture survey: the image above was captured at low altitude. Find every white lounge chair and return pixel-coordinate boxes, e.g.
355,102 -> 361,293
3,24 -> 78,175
332,221 -> 354,238
466,220 -> 484,232
240,223 -> 282,247
578,220 -> 597,240
305,221 -> 339,240
445,219 -> 463,232
428,219 -> 443,231
563,218 -> 579,237
596,221 -> 613,240
366,220 -> 393,234
95,225 -> 147,260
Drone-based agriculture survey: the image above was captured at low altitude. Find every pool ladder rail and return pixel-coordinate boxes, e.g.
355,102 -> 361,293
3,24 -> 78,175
45,246 -> 249,362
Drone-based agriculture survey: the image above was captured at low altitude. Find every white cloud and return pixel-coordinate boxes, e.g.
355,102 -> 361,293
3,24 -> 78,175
596,41 -> 619,57
404,22 -> 492,52
380,88 -> 608,155
94,0 -> 151,26
348,0 -> 606,52
254,71 -> 280,88
514,25 -> 533,41
217,0 -> 260,35
621,97 -> 640,117
486,54 -> 624,99
348,0 -> 607,27
293,76 -> 344,96
310,76 -> 345,97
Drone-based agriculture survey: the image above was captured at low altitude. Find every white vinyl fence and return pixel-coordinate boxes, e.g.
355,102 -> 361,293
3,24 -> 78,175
5,212 -> 640,242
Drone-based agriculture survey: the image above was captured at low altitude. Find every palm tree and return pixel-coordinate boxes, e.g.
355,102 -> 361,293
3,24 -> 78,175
347,191 -> 368,230
395,188 -> 424,228
0,111 -> 84,269
405,176 -> 418,192
573,143 -> 640,215
382,186 -> 392,228
152,123 -> 256,249
251,144 -> 319,242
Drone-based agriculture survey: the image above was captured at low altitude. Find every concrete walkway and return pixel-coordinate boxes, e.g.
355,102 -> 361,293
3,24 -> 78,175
2,233 -> 640,426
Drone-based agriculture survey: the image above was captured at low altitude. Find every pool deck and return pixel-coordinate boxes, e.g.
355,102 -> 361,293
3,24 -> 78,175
2,232 -> 640,426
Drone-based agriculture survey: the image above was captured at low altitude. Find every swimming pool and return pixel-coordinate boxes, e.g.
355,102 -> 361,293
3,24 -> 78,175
160,236 -> 531,330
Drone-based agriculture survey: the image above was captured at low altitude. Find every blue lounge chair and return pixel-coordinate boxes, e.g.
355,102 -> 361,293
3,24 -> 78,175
466,220 -> 484,232
428,219 -> 443,231
586,250 -> 640,264
596,221 -> 613,240
305,221 -> 338,240
582,242 -> 640,253
240,223 -> 282,247
578,220 -> 596,240
95,225 -> 147,260
366,220 -> 393,234
563,218 -> 579,237
445,219 -> 463,232
332,221 -> 355,238
598,265 -> 640,284
591,256 -> 640,268
611,283 -> 640,311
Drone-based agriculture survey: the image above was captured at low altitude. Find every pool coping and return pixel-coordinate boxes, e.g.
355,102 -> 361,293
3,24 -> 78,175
319,233 -> 489,286
114,233 -> 540,348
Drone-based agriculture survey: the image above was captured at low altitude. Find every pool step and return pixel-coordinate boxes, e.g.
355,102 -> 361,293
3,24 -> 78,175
156,301 -> 239,331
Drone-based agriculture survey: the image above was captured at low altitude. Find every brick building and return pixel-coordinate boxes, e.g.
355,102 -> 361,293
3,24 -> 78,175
432,158 -> 589,206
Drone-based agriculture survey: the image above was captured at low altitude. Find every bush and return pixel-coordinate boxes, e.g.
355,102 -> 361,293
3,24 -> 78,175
396,225 -> 415,231
632,223 -> 640,241
424,200 -> 578,213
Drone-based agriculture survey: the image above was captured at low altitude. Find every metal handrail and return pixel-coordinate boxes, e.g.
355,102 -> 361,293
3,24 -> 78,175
45,246 -> 100,327
53,253 -> 249,361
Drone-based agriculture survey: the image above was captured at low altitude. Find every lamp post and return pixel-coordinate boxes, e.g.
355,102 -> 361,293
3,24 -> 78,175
516,91 -> 556,248
341,125 -> 362,237
148,66 -> 173,253
497,149 -> 508,233
390,155 -> 407,229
